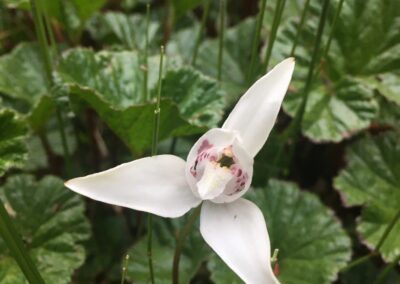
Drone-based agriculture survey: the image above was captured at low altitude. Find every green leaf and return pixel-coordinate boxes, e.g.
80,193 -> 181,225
275,0 -> 400,142
283,77 -> 379,142
0,175 -> 91,284
86,11 -> 160,50
169,18 -> 257,101
340,260 -> 400,284
196,18 -> 257,100
58,48 -> 224,153
334,132 -> 400,262
209,180 -> 351,284
172,0 -> 202,19
0,43 -> 54,130
0,109 -> 27,176
126,217 -> 209,283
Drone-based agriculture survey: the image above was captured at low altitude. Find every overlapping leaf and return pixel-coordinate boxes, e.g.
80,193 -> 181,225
0,109 -> 27,176
58,48 -> 225,153
334,132 -> 400,262
0,175 -> 90,284
209,180 -> 351,284
276,0 -> 400,142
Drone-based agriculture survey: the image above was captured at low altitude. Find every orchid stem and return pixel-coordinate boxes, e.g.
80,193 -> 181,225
263,0 -> 286,71
290,0 -> 311,57
0,200 -> 45,284
172,206 -> 201,284
217,0 -> 226,81
120,254 -> 130,284
341,207 -> 400,272
147,46 -> 164,284
247,0 -> 267,83
323,0 -> 344,58
143,4 -> 150,101
30,0 -> 71,177
191,0 -> 210,66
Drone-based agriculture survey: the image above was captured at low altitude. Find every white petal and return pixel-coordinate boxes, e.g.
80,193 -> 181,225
200,199 -> 279,284
222,58 -> 295,157
65,155 -> 201,218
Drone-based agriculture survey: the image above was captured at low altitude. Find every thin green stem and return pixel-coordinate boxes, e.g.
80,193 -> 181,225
269,0 -> 330,178
147,46 -> 164,284
143,4 -> 150,101
151,45 -> 164,156
323,0 -> 344,58
120,254 -> 130,284
217,0 -> 226,81
172,206 -> 201,284
246,0 -> 267,82
31,0 -> 71,176
372,254 -> 400,284
0,201 -> 45,284
341,207 -> 400,272
42,8 -> 58,57
376,207 -> 400,251
288,0 -> 330,136
192,0 -> 210,66
30,0 -> 52,85
290,0 -> 311,57
263,0 -> 286,71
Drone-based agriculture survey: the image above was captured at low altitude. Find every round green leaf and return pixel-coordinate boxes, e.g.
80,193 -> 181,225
334,132 -> 400,262
0,109 -> 27,176
209,180 -> 351,284
0,175 -> 91,284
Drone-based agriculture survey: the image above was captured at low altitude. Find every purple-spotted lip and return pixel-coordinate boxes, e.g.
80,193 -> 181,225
187,137 -> 252,202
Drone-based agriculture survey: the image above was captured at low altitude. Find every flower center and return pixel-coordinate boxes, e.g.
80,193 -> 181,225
189,140 -> 250,201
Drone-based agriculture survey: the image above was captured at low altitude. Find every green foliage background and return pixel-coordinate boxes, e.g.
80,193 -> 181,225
0,0 -> 399,283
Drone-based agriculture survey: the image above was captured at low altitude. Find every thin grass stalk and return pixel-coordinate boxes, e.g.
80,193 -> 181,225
290,0 -> 311,56
191,0 -> 210,66
172,206 -> 201,284
147,46 -> 165,284
323,0 -> 344,58
263,0 -> 287,71
217,0 -> 226,81
30,0 -> 71,176
0,201 -> 45,284
143,4 -> 150,101
246,0 -> 268,82
268,0 -> 330,178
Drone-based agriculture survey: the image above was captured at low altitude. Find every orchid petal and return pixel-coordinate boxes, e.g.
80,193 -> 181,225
65,155 -> 201,218
200,199 -> 279,284
222,58 -> 295,157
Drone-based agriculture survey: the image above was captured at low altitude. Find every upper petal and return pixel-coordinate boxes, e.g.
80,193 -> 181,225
200,199 -> 279,284
65,155 -> 201,218
222,58 -> 295,157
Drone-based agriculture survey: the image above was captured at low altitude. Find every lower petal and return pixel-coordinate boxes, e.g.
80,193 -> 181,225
200,199 -> 279,284
65,155 -> 201,218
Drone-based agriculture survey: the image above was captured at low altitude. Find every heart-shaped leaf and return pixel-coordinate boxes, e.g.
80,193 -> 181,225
334,132 -> 400,262
0,175 -> 91,284
209,180 -> 351,284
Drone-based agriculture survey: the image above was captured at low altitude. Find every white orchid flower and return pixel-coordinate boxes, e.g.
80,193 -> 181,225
65,58 -> 295,284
